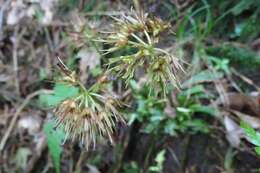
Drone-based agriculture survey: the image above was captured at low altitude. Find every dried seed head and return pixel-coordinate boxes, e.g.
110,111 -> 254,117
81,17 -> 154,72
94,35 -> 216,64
146,17 -> 170,37
97,10 -> 182,96
54,94 -> 124,149
53,57 -> 124,148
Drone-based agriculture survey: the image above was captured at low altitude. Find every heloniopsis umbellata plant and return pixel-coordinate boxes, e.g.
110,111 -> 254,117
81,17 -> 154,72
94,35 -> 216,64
53,58 -> 124,149
96,10 -> 184,96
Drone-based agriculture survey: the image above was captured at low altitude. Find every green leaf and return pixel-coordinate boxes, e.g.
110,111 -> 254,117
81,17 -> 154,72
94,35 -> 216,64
15,147 -> 32,170
190,104 -> 217,116
177,107 -> 191,114
143,121 -> 159,134
44,121 -> 65,173
123,161 -> 140,173
182,70 -> 223,88
155,149 -> 166,163
231,0 -> 255,15
184,119 -> 209,133
39,84 -> 79,107
53,84 -> 79,97
149,166 -> 160,172
240,121 -> 260,146
91,66 -> 103,77
255,147 -> 260,156
130,80 -> 140,91
164,121 -> 178,136
149,150 -> 166,172
128,113 -> 138,125
39,68 -> 47,80
209,56 -> 230,74
180,85 -> 205,96
35,9 -> 45,22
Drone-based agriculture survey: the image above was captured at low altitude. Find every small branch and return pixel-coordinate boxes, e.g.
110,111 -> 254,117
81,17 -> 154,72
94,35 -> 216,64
74,151 -> 87,173
0,89 -> 53,151
231,68 -> 259,91
13,26 -> 20,95
12,26 -> 26,96
25,135 -> 47,173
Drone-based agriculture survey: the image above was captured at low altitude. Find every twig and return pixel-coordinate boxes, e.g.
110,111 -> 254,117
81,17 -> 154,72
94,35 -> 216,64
83,11 -> 127,17
13,26 -> 20,95
180,135 -> 191,172
110,127 -> 130,173
25,134 -> 47,173
231,68 -> 259,91
167,147 -> 181,170
0,89 -> 53,151
44,27 -> 54,52
12,26 -> 26,96
0,0 -> 11,39
74,151 -> 87,173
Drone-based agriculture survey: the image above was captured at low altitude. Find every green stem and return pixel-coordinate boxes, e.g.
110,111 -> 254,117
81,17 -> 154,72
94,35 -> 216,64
77,80 -> 88,93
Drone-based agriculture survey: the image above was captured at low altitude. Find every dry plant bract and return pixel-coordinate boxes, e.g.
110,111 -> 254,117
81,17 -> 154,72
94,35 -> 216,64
53,58 -> 124,149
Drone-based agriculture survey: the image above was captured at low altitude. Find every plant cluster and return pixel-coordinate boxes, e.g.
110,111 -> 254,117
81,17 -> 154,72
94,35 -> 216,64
129,82 -> 214,136
98,10 -> 183,96
49,10 -> 184,148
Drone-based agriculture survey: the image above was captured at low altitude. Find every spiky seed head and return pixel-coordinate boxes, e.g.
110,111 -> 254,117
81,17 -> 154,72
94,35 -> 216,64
54,94 -> 124,149
98,11 -> 182,95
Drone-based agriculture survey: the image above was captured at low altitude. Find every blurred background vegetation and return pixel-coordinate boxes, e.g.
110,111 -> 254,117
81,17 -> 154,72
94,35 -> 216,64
0,0 -> 259,173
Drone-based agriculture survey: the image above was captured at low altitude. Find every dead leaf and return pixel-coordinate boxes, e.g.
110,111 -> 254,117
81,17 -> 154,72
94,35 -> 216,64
18,114 -> 42,135
33,132 -> 47,152
77,48 -> 100,82
7,0 -> 26,25
216,93 -> 260,117
87,164 -> 101,173
39,0 -> 57,25
0,74 -> 10,82
224,115 -> 243,148
6,0 -> 57,25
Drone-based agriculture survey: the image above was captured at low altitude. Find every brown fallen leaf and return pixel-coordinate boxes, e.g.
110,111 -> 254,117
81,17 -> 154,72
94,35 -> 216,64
224,115 -> 244,148
215,93 -> 260,117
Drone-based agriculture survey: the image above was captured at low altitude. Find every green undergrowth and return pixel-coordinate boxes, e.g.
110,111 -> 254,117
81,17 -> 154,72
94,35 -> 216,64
128,80 -> 216,136
206,44 -> 260,71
